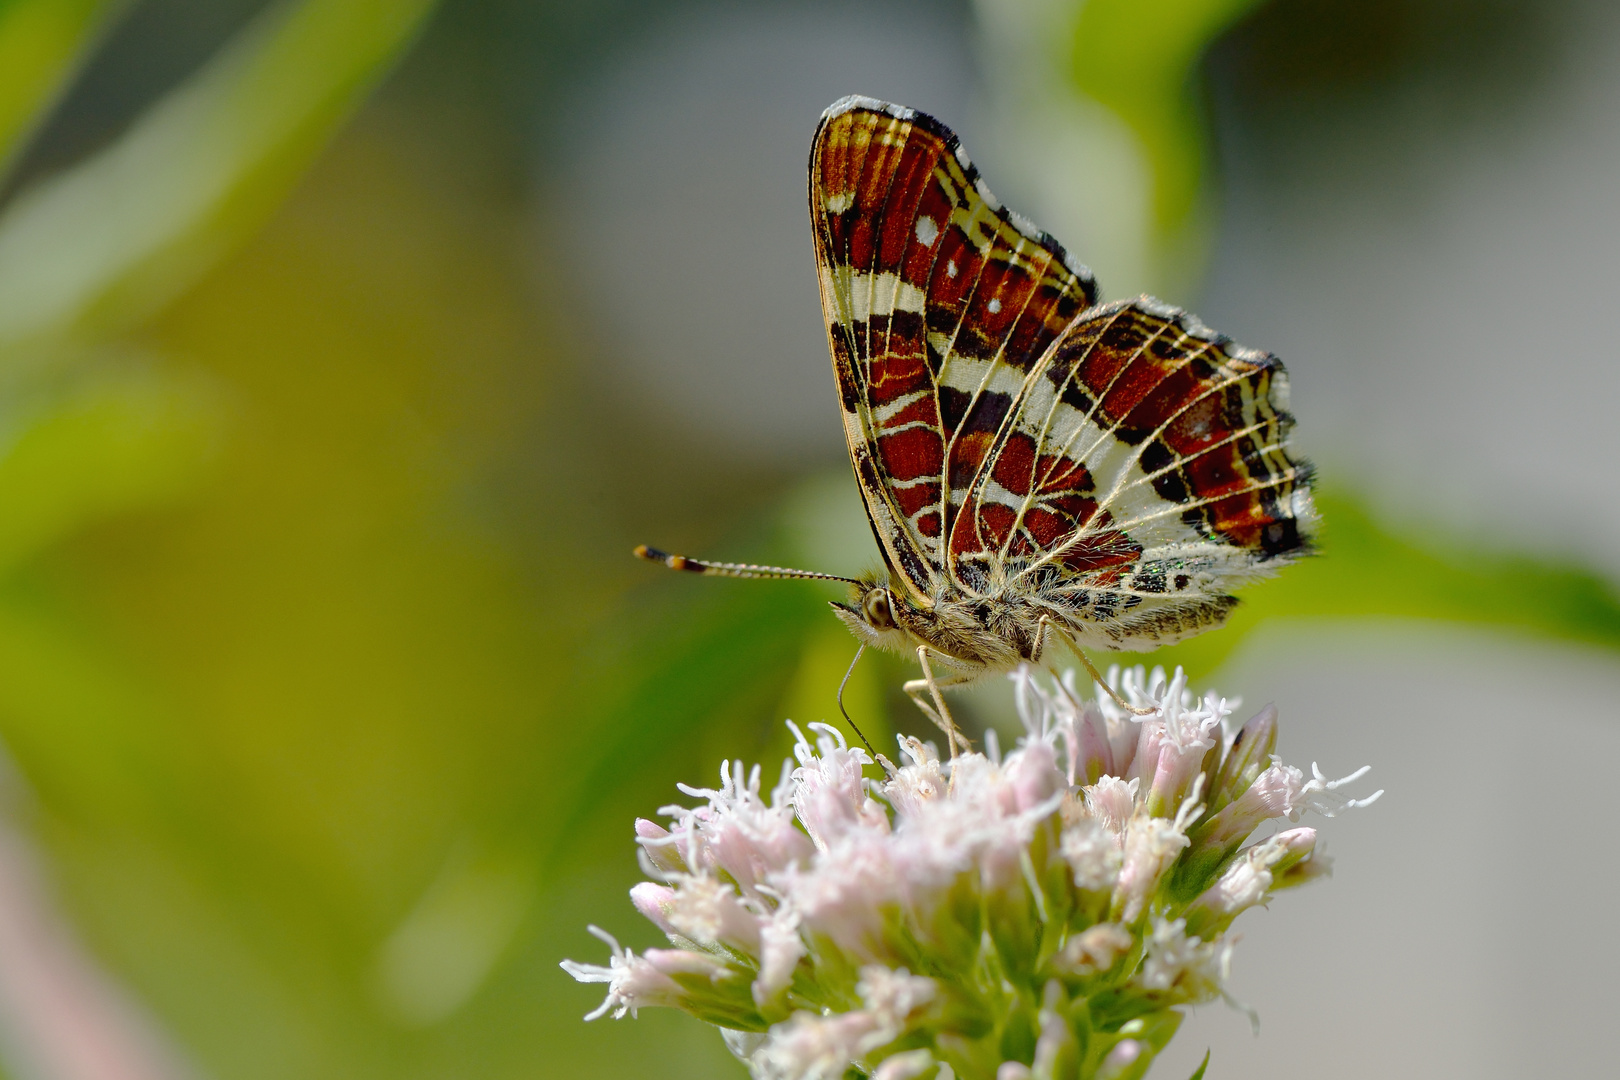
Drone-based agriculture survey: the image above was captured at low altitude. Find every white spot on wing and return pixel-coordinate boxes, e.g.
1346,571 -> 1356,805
1008,210 -> 1042,238
915,217 -> 939,245
988,298 -> 1002,314
946,261 -> 958,278
824,191 -> 853,214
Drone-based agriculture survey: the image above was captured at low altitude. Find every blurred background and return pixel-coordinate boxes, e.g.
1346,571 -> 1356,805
0,1 -> 1616,1077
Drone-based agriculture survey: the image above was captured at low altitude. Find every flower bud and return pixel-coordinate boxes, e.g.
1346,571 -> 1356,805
629,881 -> 678,936
634,818 -> 689,876
1209,704 -> 1278,815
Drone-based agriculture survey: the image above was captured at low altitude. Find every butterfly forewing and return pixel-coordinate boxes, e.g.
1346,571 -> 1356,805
810,96 -> 1099,603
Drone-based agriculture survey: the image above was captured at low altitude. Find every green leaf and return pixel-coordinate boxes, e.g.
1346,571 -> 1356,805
0,0 -> 439,352
0,0 -> 122,176
1186,1049 -> 1210,1080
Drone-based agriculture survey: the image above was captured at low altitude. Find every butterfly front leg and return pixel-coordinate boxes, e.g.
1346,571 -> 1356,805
903,647 -> 975,760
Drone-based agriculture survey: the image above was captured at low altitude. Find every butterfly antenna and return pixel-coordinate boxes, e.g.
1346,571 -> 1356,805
836,643 -> 878,759
634,545 -> 861,586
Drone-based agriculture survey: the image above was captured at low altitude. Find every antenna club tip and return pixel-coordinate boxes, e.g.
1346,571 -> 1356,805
633,544 -> 663,562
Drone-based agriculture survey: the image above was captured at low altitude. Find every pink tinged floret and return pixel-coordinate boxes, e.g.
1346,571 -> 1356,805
1054,922 -> 1133,975
664,873 -> 764,953
1060,818 -> 1122,892
578,665 -> 1377,1075
1113,815 -> 1191,922
1144,693 -> 1226,817
666,760 -> 816,896
644,947 -> 735,982
856,965 -> 937,1027
755,1010 -> 886,1079
772,832 -> 898,962
1073,699 -> 1116,785
790,722 -> 888,850
559,926 -> 687,1020
629,881 -> 678,935
1102,1039 -> 1142,1071
1002,737 -> 1068,812
880,737 -> 949,819
1082,776 -> 1138,835
1134,917 -> 1230,996
1197,760 -> 1305,846
1127,669 -> 1192,786
634,819 -> 688,876
1196,826 -> 1321,918
873,1050 -> 938,1080
754,909 -> 807,1007
1201,759 -> 1380,849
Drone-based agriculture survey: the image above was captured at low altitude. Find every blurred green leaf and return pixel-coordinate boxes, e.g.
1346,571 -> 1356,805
0,0 -> 122,175
1070,0 -> 1266,240
0,362 -> 224,575
0,0 -> 438,353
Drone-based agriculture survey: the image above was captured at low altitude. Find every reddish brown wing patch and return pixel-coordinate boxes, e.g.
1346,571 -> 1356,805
1044,301 -> 1311,558
810,97 -> 1098,602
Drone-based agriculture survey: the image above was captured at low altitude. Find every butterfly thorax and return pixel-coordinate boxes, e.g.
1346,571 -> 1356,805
833,578 -> 1051,679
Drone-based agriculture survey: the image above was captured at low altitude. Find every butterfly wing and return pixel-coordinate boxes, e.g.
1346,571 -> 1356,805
809,97 -> 1098,604
950,297 -> 1317,648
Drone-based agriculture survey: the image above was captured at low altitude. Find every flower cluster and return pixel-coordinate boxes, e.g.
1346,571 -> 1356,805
562,666 -> 1380,1080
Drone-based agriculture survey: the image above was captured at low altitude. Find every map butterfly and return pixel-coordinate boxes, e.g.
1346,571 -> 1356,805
638,97 -> 1316,751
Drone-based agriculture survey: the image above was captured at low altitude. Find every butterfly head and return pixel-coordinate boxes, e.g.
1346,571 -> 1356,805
830,577 -> 925,654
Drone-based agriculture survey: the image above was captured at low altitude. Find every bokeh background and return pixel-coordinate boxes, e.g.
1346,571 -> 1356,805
0,1 -> 1616,1077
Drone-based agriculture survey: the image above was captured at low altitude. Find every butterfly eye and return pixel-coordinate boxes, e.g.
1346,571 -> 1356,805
862,589 -> 896,630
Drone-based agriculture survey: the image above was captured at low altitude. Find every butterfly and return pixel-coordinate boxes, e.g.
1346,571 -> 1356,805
638,96 -> 1315,754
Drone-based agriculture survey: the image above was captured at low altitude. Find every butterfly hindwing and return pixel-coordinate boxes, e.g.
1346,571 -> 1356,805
810,96 -> 1098,603
950,297 -> 1316,646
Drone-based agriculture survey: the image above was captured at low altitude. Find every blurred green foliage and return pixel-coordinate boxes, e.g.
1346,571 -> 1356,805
1069,0 -> 1265,246
0,3 -> 1611,1080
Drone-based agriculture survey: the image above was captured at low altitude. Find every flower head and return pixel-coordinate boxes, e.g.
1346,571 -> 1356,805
564,665 -> 1379,1078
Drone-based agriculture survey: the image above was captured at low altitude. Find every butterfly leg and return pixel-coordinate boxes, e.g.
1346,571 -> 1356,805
1045,619 -> 1158,716
904,646 -> 970,759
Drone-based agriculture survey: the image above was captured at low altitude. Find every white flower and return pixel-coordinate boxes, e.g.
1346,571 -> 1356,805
659,759 -> 815,895
563,665 -> 1379,1080
1055,922 -> 1134,976
880,736 -> 948,818
1061,817 -> 1122,892
856,965 -> 936,1028
790,722 -> 888,850
754,906 -> 806,1006
1134,917 -> 1231,999
1192,827 -> 1322,922
1080,776 -> 1138,834
662,872 -> 763,953
752,1010 -> 886,1080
